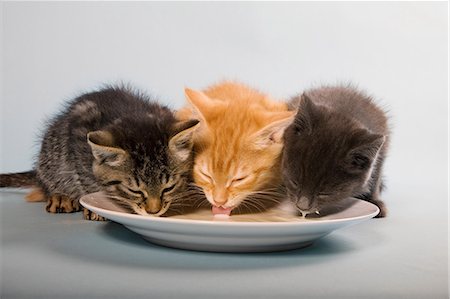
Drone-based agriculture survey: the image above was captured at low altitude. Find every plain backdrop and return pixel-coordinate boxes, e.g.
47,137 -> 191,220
0,2 -> 448,298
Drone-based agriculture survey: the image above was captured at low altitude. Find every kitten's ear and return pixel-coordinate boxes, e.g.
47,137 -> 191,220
184,88 -> 228,122
299,93 -> 316,112
293,93 -> 316,134
252,112 -> 295,149
346,133 -> 386,173
184,88 -> 214,121
87,131 -> 128,167
169,119 -> 200,161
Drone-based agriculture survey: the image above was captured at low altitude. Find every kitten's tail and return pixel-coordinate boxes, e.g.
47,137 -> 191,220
0,171 -> 46,202
0,171 -> 37,188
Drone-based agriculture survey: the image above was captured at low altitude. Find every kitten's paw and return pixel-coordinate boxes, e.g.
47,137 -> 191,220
83,208 -> 107,221
372,199 -> 387,218
46,194 -> 81,213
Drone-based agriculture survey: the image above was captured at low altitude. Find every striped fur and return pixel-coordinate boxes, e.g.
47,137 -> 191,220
177,81 -> 293,214
1,86 -> 205,219
0,171 -> 36,187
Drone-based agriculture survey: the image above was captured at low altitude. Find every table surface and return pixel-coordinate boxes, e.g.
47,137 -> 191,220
1,189 -> 448,299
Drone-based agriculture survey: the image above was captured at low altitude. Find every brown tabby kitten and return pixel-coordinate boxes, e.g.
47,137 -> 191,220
283,86 -> 389,217
0,86 -> 203,220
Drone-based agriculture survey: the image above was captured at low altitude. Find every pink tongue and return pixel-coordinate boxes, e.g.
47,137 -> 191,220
212,206 -> 232,216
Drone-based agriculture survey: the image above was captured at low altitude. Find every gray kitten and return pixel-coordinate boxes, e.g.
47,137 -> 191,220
0,86 -> 203,220
282,86 -> 389,217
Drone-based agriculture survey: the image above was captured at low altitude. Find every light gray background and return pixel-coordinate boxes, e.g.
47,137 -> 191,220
1,2 -> 448,299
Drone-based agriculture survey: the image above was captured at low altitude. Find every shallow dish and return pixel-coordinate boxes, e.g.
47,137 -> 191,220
80,192 -> 379,252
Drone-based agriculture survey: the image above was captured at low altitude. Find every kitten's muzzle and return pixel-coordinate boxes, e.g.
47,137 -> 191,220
145,197 -> 162,214
294,195 -> 318,213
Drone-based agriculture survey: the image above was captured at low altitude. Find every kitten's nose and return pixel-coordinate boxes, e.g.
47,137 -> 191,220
296,196 -> 314,210
145,198 -> 161,213
212,188 -> 228,206
213,198 -> 227,206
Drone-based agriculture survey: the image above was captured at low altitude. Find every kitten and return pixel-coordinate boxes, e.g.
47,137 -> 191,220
282,85 -> 389,217
177,81 -> 294,216
0,86 -> 202,220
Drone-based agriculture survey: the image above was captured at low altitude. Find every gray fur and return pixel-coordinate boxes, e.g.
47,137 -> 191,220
283,85 -> 390,217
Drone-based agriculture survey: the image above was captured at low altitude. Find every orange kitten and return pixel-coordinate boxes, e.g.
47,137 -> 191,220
177,81 -> 294,216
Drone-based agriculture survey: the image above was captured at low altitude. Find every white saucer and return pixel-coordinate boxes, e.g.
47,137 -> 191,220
80,192 -> 379,253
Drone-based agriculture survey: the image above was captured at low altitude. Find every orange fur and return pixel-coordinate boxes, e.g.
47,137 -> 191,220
178,81 -> 294,212
25,188 -> 47,202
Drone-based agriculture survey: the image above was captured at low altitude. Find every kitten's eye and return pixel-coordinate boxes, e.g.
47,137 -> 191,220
199,170 -> 213,183
162,184 -> 176,194
317,193 -> 332,198
105,180 -> 122,186
127,187 -> 145,197
231,176 -> 249,185
287,179 -> 299,189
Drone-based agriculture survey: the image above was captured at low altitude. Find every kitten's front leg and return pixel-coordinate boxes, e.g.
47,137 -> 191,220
83,208 -> 107,221
369,197 -> 387,218
356,191 -> 386,218
369,158 -> 388,218
366,174 -> 387,218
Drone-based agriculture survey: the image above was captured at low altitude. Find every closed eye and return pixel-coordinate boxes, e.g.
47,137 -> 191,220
105,180 -> 122,186
318,193 -> 332,197
287,179 -> 299,189
198,169 -> 213,183
162,184 -> 176,194
127,188 -> 145,197
231,175 -> 250,185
